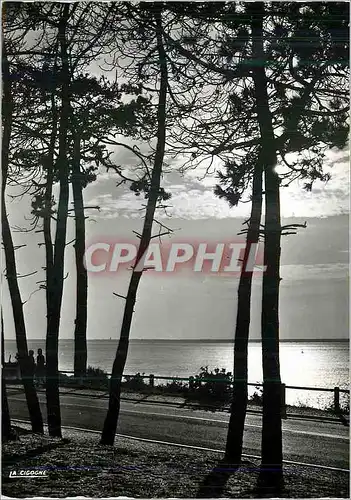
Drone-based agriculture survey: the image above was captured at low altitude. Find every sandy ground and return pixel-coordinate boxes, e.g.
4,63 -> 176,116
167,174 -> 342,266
2,425 -> 349,498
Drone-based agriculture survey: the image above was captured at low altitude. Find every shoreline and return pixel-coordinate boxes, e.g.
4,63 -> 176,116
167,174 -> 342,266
6,384 -> 349,422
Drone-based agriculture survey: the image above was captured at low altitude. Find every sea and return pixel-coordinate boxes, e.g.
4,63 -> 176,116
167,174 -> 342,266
4,339 -> 349,410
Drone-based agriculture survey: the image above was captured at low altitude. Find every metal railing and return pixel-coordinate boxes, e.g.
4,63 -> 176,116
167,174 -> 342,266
57,370 -> 349,417
5,361 -> 348,415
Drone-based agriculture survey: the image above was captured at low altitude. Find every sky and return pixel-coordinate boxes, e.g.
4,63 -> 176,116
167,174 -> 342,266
2,5 -> 349,344
2,144 -> 349,341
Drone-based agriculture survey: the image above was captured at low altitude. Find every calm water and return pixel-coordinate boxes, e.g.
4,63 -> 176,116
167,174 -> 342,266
4,339 -> 349,409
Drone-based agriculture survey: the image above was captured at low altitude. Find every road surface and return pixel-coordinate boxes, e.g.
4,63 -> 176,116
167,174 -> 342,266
7,388 -> 349,470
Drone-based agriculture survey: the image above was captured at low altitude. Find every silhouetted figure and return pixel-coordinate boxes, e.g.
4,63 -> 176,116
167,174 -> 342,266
36,348 -> 45,386
28,350 -> 36,378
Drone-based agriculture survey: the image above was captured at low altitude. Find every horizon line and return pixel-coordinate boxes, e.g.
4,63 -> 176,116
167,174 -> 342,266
4,337 -> 349,342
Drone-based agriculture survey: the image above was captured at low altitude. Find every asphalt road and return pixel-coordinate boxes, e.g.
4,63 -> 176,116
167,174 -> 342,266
7,389 -> 349,470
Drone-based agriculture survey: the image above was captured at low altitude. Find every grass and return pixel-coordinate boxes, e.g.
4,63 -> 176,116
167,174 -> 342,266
2,425 -> 349,498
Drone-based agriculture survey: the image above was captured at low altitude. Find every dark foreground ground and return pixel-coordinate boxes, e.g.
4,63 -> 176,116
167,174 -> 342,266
2,425 -> 349,499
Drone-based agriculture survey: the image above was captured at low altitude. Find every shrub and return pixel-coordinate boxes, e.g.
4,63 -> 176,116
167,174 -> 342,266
323,396 -> 350,415
189,366 -> 233,403
59,372 -> 76,386
165,379 -> 189,394
340,399 -> 350,415
85,366 -> 109,390
59,368 -> 109,390
122,372 -> 147,391
248,385 -> 263,406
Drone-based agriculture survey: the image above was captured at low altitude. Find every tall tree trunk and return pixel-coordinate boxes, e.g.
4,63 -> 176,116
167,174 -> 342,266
248,3 -> 283,487
1,45 -> 44,435
225,160 -> 263,464
2,308 -> 13,441
43,92 -> 56,434
2,368 -> 12,441
46,3 -> 71,437
43,92 -> 57,329
72,131 -> 88,379
100,8 -> 168,446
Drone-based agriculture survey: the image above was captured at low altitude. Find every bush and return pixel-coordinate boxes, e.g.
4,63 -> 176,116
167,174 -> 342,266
323,397 -> 350,415
248,385 -> 263,406
59,372 -> 76,386
189,366 -> 232,403
85,366 -> 109,390
58,367 -> 109,390
122,372 -> 147,391
164,380 -> 189,395
340,399 -> 350,415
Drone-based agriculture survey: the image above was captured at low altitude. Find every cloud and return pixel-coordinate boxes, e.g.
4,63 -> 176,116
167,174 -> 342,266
279,151 -> 349,217
280,263 -> 349,281
85,147 -> 349,220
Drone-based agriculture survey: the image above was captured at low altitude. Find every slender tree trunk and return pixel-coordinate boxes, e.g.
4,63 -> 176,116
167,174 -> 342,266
2,187 -> 44,434
2,371 -> 12,440
46,4 -> 71,437
1,46 -> 44,435
2,308 -> 13,441
260,173 -> 283,486
225,161 -> 263,464
101,9 -> 168,445
248,3 -> 283,487
43,93 -> 57,324
72,131 -> 88,380
43,91 -> 56,432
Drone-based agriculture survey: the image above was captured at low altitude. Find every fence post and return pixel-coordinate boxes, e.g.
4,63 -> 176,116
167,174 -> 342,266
149,374 -> 154,388
334,386 -> 340,414
281,383 -> 287,419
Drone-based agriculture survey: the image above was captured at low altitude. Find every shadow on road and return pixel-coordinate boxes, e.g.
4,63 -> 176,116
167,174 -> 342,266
252,472 -> 285,498
3,434 -> 70,470
196,459 -> 286,498
196,459 -> 237,498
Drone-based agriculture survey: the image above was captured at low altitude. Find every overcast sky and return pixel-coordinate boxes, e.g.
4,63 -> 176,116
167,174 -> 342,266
2,144 -> 349,341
